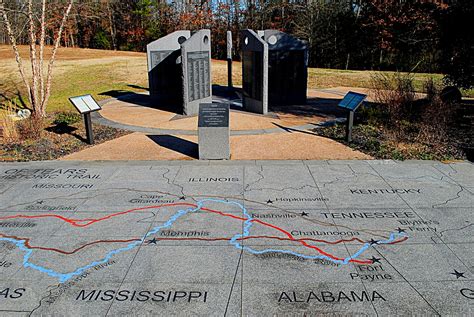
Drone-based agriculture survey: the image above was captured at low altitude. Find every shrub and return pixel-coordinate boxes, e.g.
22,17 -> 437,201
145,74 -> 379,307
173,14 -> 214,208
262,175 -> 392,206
417,78 -> 457,145
370,72 -> 417,124
0,102 -> 19,142
16,115 -> 44,140
53,112 -> 81,126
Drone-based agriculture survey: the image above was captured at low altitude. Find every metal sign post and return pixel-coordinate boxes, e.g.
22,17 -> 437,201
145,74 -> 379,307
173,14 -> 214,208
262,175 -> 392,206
83,112 -> 94,145
226,31 -> 233,89
346,110 -> 355,142
68,94 -> 102,145
337,91 -> 367,142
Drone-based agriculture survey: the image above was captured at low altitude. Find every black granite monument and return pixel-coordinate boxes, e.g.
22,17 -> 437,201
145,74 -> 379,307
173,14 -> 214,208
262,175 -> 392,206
147,30 -> 212,115
240,29 -> 308,114
263,30 -> 308,106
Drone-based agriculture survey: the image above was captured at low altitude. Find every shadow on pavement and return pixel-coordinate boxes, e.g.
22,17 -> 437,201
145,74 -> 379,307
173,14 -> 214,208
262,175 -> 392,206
147,135 -> 198,159
99,90 -> 180,113
271,122 -> 320,136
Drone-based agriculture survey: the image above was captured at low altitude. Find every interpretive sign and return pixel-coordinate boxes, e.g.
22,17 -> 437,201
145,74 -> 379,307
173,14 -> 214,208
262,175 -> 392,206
338,91 -> 367,111
337,91 -> 367,142
69,95 -> 101,114
69,94 -> 102,145
198,103 -> 230,159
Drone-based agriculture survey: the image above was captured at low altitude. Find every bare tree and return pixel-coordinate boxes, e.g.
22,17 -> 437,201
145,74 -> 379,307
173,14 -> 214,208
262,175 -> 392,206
0,0 -> 74,118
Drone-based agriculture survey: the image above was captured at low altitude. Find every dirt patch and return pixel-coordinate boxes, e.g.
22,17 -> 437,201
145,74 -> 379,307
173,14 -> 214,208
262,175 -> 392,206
0,45 -> 144,61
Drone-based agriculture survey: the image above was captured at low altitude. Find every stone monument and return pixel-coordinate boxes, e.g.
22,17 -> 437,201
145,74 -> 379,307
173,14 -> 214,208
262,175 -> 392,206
147,31 -> 190,105
240,29 -> 269,115
147,29 -> 212,115
240,29 -> 308,113
181,29 -> 212,116
263,30 -> 308,106
198,103 -> 230,160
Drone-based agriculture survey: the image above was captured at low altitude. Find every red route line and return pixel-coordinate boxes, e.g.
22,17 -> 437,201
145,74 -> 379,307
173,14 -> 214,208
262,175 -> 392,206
0,203 -> 406,264
0,203 -> 198,227
202,208 -> 373,264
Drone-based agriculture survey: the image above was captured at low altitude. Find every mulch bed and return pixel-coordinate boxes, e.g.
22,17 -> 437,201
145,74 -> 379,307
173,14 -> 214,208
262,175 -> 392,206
0,120 -> 130,162
313,102 -> 473,161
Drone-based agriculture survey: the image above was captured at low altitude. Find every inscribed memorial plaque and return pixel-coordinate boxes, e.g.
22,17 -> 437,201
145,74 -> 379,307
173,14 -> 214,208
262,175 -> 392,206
187,51 -> 211,102
198,103 -> 230,160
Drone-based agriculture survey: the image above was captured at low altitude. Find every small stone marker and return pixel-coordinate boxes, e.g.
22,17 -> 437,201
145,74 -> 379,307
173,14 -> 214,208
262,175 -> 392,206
198,103 -> 230,160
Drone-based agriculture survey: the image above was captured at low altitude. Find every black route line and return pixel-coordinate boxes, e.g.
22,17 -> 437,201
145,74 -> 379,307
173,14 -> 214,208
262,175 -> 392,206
245,184 -> 319,193
224,248 -> 243,316
28,284 -> 59,316
368,164 -> 453,315
374,248 -> 441,316
432,186 -> 466,208
136,212 -> 157,224
307,164 -> 380,317
104,212 -> 158,316
432,164 -> 474,207
439,223 -> 473,237
244,165 -> 264,191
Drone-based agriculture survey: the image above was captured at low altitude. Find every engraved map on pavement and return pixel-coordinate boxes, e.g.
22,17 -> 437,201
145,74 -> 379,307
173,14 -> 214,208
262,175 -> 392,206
0,160 -> 472,315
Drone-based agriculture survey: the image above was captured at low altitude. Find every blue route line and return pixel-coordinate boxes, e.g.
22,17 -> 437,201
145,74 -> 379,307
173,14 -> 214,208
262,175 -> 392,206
0,199 -> 407,283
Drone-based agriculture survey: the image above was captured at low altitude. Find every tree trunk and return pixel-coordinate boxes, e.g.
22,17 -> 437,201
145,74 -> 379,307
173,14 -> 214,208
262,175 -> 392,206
107,0 -> 117,50
0,3 -> 33,107
1,0 -> 74,117
42,0 -> 75,115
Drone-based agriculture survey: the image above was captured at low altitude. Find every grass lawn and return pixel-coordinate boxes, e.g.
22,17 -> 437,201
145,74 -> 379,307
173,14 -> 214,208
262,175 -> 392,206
0,45 -> 472,114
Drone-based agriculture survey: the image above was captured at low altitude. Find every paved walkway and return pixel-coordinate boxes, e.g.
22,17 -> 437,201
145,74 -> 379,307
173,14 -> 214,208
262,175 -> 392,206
0,159 -> 472,315
61,132 -> 370,161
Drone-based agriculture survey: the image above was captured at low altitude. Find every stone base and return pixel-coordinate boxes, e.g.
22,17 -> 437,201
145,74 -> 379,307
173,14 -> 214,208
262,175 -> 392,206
198,126 -> 230,160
